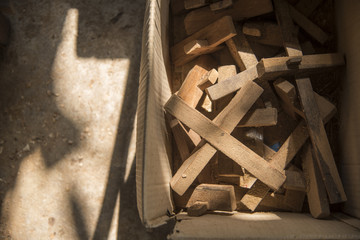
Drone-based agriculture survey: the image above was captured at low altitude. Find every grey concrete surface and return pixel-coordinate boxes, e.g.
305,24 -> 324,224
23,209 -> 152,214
0,0 -> 172,239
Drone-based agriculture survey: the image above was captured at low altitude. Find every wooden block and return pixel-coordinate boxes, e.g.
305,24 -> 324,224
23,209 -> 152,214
214,65 -> 237,112
218,174 -> 241,186
200,94 -> 213,113
289,4 -> 329,44
170,81 -> 265,195
273,0 -> 303,56
302,144 -> 330,219
171,16 -> 236,66
284,168 -> 307,192
198,69 -> 218,90
295,0 -> 323,17
243,21 -> 284,47
177,65 -> 208,108
184,0 -> 209,10
165,94 -> 287,192
296,78 -> 346,203
210,0 -> 233,11
237,108 -> 277,127
273,78 -> 298,119
206,53 -> 345,100
184,40 -> 209,55
186,184 -> 237,211
187,201 -> 209,216
241,181 -> 269,211
170,119 -> 195,162
226,30 -> 258,71
184,0 -> 273,35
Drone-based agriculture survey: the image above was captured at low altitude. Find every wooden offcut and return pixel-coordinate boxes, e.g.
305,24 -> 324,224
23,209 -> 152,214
198,68 -> 218,90
171,16 -> 236,66
237,108 -> 277,127
302,144 -> 330,219
296,78 -> 347,204
184,39 -> 209,55
184,0 -> 273,35
186,184 -> 237,212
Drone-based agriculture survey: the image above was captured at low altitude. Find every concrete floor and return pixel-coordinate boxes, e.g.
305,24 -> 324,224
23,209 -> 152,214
0,0 -> 171,239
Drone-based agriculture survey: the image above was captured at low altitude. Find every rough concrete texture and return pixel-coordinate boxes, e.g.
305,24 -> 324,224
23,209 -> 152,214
0,0 -> 172,239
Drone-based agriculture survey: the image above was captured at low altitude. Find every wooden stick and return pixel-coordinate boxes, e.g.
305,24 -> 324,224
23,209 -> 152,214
296,78 -> 347,204
184,0 -> 273,35
302,143 -> 330,218
165,93 -> 286,192
206,53 -> 345,101
237,108 -> 277,127
184,40 -> 209,55
171,16 -> 236,66
273,0 -> 303,56
273,78 -> 298,119
197,69 -> 218,90
289,4 -> 329,44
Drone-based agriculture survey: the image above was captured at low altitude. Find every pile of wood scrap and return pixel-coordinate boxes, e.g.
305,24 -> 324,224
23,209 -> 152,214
167,0 -> 346,219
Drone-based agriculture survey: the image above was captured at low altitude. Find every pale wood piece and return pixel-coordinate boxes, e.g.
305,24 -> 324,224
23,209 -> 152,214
187,201 -> 209,216
237,108 -> 277,127
165,95 -> 286,191
206,54 -> 345,100
210,0 -> 232,11
273,78 -> 298,119
186,184 -> 237,211
302,144 -> 330,219
226,30 -> 258,71
215,65 -> 237,112
289,4 -> 329,44
172,16 -> 236,66
200,94 -> 213,112
284,169 -> 307,192
243,21 -> 284,47
170,119 -> 195,161
296,78 -> 346,204
198,69 -> 218,90
177,65 -> 207,108
184,0 -> 208,10
295,0 -> 323,17
181,55 -> 218,82
218,174 -> 241,186
241,181 -> 269,211
253,190 -> 304,212
184,39 -> 209,55
184,0 -> 273,35
273,0 -> 303,56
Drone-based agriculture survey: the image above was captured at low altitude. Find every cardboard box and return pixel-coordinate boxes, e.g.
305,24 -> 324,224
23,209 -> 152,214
136,0 -> 360,238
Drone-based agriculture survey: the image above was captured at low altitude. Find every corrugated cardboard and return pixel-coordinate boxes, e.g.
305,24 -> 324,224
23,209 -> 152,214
136,0 -> 360,237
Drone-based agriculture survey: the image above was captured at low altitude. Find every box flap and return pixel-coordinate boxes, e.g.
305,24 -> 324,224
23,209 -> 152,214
136,0 -> 173,228
169,212 -> 360,239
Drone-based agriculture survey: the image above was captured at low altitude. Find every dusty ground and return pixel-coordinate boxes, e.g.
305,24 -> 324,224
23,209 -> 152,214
0,0 -> 171,239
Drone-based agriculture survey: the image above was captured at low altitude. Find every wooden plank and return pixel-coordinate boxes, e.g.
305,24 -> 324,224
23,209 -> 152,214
184,0 -> 273,35
198,69 -> 218,90
184,0 -> 208,10
295,0 -> 323,17
241,181 -> 269,211
237,108 -> 277,127
177,65 -> 207,108
296,78 -> 347,203
284,168 -> 307,192
170,81 -> 264,195
214,65 -> 237,112
289,4 -> 329,44
206,54 -> 345,101
165,94 -> 286,192
210,0 -> 233,11
171,16 -> 236,66
302,143 -> 330,219
226,29 -> 258,71
273,78 -> 298,119
186,184 -> 237,212
273,0 -> 303,56
243,21 -> 284,47
184,40 -> 209,55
